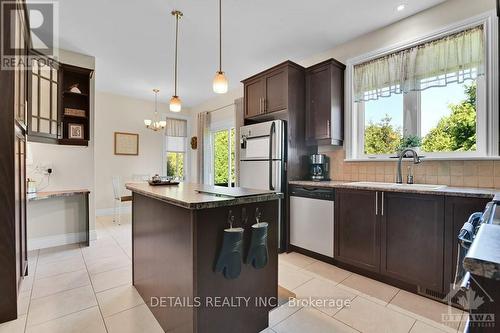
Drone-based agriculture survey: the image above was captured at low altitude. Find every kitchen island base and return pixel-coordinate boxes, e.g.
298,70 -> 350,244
131,190 -> 279,333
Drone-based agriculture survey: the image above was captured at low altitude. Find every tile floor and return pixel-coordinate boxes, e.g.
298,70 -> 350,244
1,214 -> 467,333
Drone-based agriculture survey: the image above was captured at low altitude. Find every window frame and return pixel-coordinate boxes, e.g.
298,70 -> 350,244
345,11 -> 498,161
210,127 -> 236,187
166,151 -> 185,179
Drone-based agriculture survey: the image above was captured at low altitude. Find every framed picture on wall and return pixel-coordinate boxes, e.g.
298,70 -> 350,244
114,132 -> 139,155
68,123 -> 84,139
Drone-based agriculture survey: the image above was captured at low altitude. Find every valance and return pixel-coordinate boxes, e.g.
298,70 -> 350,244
165,118 -> 187,137
354,25 -> 485,102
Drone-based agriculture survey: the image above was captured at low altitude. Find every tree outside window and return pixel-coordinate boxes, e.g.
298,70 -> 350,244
361,80 -> 477,156
213,128 -> 235,187
167,152 -> 184,179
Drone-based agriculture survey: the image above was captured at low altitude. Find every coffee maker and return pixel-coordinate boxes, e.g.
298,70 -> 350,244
309,154 -> 329,181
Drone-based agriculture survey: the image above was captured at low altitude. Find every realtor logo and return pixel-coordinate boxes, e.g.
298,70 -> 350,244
442,277 -> 495,329
1,0 -> 58,70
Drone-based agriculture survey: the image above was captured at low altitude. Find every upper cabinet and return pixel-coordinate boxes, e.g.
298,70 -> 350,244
305,58 -> 345,146
59,63 -> 92,146
28,54 -> 60,142
242,61 -> 304,119
28,53 -> 93,146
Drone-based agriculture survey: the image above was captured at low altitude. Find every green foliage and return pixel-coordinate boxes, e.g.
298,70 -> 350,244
364,82 -> 477,155
421,83 -> 477,152
397,135 -> 422,154
213,129 -> 236,186
213,130 -> 229,185
364,114 -> 402,154
167,152 -> 184,178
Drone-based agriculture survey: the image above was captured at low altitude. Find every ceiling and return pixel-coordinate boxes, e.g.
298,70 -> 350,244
51,0 -> 447,108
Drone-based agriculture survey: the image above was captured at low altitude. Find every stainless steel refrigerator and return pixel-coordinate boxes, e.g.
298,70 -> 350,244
239,120 -> 286,251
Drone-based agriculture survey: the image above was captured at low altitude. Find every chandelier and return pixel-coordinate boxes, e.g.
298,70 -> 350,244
144,89 -> 166,131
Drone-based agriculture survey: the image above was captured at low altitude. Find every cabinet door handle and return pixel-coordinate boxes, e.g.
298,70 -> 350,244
327,119 -> 331,136
375,191 -> 378,216
381,192 -> 384,216
264,98 -> 267,113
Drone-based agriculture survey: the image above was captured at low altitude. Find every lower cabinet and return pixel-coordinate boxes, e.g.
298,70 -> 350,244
380,192 -> 445,292
335,189 -> 380,273
335,188 -> 487,295
336,189 -> 446,291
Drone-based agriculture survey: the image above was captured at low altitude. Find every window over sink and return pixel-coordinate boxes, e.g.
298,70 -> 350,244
346,15 -> 498,160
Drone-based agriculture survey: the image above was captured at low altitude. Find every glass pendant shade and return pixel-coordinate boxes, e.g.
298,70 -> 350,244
213,71 -> 228,94
159,120 -> 167,127
144,119 -> 152,126
169,95 -> 182,112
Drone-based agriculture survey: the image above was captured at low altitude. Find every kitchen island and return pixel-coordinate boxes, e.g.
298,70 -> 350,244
125,182 -> 282,333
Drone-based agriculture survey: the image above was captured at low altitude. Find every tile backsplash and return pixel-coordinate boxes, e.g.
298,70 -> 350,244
325,149 -> 500,188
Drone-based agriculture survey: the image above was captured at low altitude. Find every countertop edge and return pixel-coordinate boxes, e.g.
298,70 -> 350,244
28,189 -> 90,202
288,180 -> 498,199
126,185 -> 283,210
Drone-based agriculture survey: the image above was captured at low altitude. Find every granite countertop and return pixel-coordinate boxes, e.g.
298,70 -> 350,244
289,180 -> 499,199
28,189 -> 90,202
464,223 -> 500,280
125,182 -> 283,210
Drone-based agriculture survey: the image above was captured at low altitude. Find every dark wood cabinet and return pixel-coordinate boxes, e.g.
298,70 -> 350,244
335,189 -> 380,272
264,68 -> 287,113
380,192 -> 445,292
335,188 -> 479,296
243,77 -> 264,118
28,53 -> 60,143
28,56 -> 92,146
0,0 -> 29,323
305,59 -> 345,146
242,61 -> 304,119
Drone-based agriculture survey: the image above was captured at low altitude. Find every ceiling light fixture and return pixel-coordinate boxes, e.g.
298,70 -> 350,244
170,10 -> 183,112
396,4 -> 406,11
213,0 -> 228,94
144,89 -> 167,131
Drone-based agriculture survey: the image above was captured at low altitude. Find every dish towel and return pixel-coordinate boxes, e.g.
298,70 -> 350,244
246,223 -> 269,269
215,228 -> 244,279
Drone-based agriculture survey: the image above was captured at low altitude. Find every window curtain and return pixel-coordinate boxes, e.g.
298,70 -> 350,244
165,118 -> 187,137
353,25 -> 485,102
197,112 -> 211,184
234,98 -> 244,186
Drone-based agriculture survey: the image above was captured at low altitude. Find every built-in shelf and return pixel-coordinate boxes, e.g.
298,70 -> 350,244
63,91 -> 89,97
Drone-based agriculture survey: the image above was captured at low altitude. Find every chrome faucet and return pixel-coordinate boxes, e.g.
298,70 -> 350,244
396,148 -> 422,184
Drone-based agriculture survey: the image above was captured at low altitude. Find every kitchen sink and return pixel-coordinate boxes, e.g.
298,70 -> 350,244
346,182 -> 446,191
392,183 -> 446,190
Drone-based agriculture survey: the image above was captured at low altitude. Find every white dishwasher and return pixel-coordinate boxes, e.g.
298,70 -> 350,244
289,185 -> 334,258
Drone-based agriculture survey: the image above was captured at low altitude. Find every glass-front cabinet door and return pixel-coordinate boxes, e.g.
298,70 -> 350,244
29,56 -> 60,141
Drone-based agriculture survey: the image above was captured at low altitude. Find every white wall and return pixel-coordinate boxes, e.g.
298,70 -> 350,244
188,0 -> 496,169
27,49 -> 96,247
94,91 -> 191,212
189,87 -> 243,181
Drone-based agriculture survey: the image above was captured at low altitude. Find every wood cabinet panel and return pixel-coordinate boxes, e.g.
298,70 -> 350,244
381,192 -> 445,292
305,59 -> 345,145
335,189 -> 380,272
28,54 -> 59,142
244,78 -> 264,118
242,61 -> 302,120
0,0 -> 29,323
265,69 -> 287,113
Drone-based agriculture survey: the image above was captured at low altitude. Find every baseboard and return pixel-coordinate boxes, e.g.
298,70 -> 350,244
96,205 -> 132,216
28,230 -> 97,251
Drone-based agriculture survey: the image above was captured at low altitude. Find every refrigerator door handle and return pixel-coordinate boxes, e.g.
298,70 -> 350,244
269,121 -> 276,191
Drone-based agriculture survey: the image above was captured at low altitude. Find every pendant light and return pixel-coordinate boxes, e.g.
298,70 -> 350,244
144,89 -> 167,131
170,10 -> 183,112
213,0 -> 228,94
